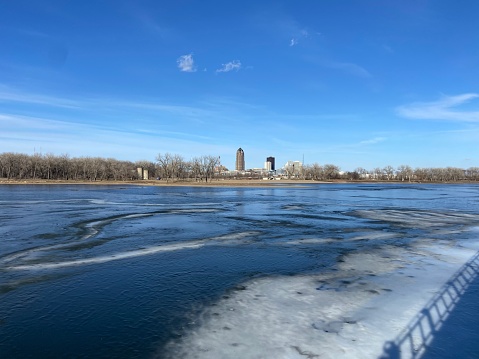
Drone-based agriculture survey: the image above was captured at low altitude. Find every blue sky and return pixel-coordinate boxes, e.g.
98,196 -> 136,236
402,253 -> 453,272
1,0 -> 478,171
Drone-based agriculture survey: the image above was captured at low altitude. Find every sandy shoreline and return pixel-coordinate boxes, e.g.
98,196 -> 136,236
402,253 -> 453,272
0,179 -> 338,187
0,179 -> 475,187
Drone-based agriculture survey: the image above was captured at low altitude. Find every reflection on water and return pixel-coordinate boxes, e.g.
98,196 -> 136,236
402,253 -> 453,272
0,184 -> 478,358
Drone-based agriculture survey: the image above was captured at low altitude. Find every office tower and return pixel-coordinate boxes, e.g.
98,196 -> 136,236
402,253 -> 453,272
236,148 -> 245,171
266,156 -> 275,171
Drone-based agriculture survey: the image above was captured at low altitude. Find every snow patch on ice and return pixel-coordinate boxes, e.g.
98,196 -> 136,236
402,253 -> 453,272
162,238 -> 479,359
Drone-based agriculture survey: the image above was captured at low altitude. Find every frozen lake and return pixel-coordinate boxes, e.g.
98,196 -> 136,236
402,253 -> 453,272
0,183 -> 478,358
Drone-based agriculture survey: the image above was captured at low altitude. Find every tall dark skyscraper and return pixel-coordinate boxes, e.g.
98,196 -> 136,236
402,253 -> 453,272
266,156 -> 275,171
236,148 -> 245,171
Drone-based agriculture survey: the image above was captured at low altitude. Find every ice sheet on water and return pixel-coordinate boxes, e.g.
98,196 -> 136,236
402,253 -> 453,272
285,231 -> 401,247
281,204 -> 307,210
87,199 -> 223,207
285,237 -> 337,245
7,240 -> 206,270
0,212 -> 154,266
1,207 -> 224,269
161,231 -> 479,359
81,213 -> 153,239
4,230 -> 262,271
353,209 -> 479,228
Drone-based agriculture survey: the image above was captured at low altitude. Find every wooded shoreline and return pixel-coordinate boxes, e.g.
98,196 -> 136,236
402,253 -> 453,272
1,152 -> 478,184
1,178 -> 477,187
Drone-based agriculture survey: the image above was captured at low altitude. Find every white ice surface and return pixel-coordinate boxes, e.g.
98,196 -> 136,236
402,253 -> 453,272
162,235 -> 479,359
5,231 -> 262,270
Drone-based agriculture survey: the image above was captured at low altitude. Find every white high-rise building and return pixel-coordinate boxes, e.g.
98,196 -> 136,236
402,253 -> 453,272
284,160 -> 303,175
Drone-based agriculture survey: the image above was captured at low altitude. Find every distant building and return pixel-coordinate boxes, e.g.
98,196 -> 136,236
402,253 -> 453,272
266,156 -> 275,171
136,167 -> 149,180
235,148 -> 245,171
284,160 -> 303,176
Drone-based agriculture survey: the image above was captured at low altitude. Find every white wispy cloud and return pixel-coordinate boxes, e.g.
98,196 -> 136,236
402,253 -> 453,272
0,86 -> 256,126
305,56 -> 371,78
289,29 -> 308,46
0,85 -> 215,122
0,85 -> 80,109
0,112 -> 231,161
216,60 -> 242,73
138,14 -> 169,37
126,3 -> 173,39
177,54 -> 196,72
327,62 -> 372,78
13,27 -> 51,39
383,45 -> 394,54
359,137 -> 386,145
396,93 -> 479,122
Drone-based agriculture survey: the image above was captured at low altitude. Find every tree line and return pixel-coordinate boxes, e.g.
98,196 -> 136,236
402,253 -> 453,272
302,163 -> 479,182
0,152 -> 222,182
155,153 -> 221,182
0,152 -> 141,181
0,151 -> 478,182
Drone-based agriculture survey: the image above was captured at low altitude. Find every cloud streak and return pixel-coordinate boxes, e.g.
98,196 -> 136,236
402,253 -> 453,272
0,112 -> 231,161
396,94 -> 479,122
0,85 -> 222,124
327,62 -> 372,78
216,60 -> 242,73
305,57 -> 372,78
0,85 -> 80,109
359,137 -> 386,145
177,54 -> 196,72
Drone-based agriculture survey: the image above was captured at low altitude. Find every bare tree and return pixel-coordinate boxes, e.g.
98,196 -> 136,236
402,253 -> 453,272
372,167 -> 383,180
171,154 -> 185,180
190,157 -> 202,181
323,164 -> 340,180
0,153 -> 16,179
414,168 -> 427,182
445,167 -> 464,182
396,165 -> 413,182
355,167 -> 367,179
309,163 -> 324,180
176,159 -> 190,180
156,153 -> 174,182
466,167 -> 479,181
284,164 -> 295,179
346,171 -> 360,180
20,154 -> 30,178
198,155 -> 220,182
383,166 -> 394,181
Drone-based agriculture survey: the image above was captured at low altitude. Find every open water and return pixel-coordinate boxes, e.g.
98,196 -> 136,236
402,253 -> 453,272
0,183 -> 478,358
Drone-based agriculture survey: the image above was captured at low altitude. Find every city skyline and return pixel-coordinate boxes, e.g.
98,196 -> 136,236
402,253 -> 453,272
1,1 -> 478,171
